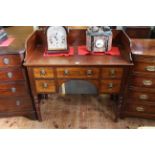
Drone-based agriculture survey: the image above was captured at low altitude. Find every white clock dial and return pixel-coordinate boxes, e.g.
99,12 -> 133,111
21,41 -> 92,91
47,26 -> 67,50
95,39 -> 105,48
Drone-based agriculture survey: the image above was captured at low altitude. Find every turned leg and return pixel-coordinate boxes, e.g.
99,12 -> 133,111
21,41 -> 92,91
33,95 -> 42,121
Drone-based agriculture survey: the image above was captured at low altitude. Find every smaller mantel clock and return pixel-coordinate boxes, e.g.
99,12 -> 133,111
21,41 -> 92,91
46,26 -> 68,53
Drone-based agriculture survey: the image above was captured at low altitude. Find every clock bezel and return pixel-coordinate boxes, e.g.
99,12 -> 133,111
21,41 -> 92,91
45,26 -> 69,53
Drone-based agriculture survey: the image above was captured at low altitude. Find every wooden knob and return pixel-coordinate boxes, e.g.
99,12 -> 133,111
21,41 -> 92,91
7,72 -> 13,78
108,83 -> 113,88
110,69 -> 115,77
11,87 -> 16,93
43,83 -> 48,88
16,100 -> 21,106
64,69 -> 69,75
136,106 -> 144,112
143,80 -> 152,86
40,69 -> 46,76
139,94 -> 148,100
87,69 -> 93,76
3,58 -> 10,65
145,66 -> 155,72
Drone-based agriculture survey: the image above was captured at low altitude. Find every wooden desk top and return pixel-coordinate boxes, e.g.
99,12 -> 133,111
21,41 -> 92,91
131,39 -> 155,56
0,26 -> 33,55
24,47 -> 132,66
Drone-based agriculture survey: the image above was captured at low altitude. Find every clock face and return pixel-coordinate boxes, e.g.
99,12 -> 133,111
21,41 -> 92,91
95,39 -> 105,48
47,26 -> 67,50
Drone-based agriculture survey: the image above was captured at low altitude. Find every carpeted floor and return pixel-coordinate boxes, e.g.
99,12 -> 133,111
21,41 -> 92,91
0,94 -> 155,129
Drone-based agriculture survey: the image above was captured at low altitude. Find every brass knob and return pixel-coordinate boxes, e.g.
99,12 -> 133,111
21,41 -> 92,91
3,58 -> 10,65
87,69 -> 93,76
7,72 -> 13,78
40,69 -> 46,76
143,80 -> 152,86
43,83 -> 48,89
108,83 -> 113,88
110,69 -> 115,77
11,87 -> 16,93
139,94 -> 148,100
64,69 -> 69,75
136,106 -> 144,112
145,66 -> 155,72
16,100 -> 21,106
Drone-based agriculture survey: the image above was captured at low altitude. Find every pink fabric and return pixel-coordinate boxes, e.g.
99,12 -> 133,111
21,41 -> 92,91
78,45 -> 120,56
44,47 -> 74,57
0,37 -> 15,47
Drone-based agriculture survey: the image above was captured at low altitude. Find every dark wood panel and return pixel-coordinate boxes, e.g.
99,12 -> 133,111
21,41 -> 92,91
101,67 -> 123,79
0,97 -> 33,112
0,82 -> 29,97
0,68 -> 24,81
100,80 -> 121,93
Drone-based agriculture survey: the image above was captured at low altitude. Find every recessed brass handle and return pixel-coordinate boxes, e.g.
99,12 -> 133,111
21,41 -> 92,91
7,72 -> 13,78
16,100 -> 21,106
40,69 -> 46,76
145,66 -> 155,72
108,83 -> 113,88
3,58 -> 10,65
110,69 -> 115,77
87,69 -> 93,76
139,94 -> 148,100
136,106 -> 145,112
11,87 -> 16,93
64,69 -> 69,75
42,83 -> 48,89
143,80 -> 152,86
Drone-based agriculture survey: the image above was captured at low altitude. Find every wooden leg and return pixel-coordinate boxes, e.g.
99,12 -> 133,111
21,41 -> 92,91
24,112 -> 37,120
34,95 -> 42,121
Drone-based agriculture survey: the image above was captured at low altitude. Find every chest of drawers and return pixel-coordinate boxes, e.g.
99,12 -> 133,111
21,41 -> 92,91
0,27 -> 37,120
121,39 -> 155,119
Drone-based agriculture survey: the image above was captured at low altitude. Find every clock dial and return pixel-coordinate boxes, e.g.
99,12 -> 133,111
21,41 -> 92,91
47,26 -> 67,50
95,39 -> 105,48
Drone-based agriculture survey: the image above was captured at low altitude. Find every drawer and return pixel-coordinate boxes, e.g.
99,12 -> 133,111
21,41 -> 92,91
133,62 -> 155,73
0,55 -> 21,67
35,80 -> 56,93
128,90 -> 155,103
0,97 -> 33,112
125,103 -> 155,114
0,68 -> 24,81
100,80 -> 121,93
131,76 -> 155,88
0,82 -> 28,97
56,67 -> 99,79
33,67 -> 54,78
101,67 -> 123,79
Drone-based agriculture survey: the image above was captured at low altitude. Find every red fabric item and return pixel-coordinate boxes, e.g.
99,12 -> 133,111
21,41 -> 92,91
78,45 -> 120,56
44,46 -> 74,57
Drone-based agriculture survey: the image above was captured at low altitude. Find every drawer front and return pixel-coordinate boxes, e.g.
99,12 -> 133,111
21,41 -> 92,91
0,82 -> 28,97
0,55 -> 21,67
33,67 -> 54,78
125,103 -> 155,114
133,62 -> 155,73
56,67 -> 99,79
131,76 -> 155,88
128,90 -> 155,102
35,80 -> 56,93
0,68 -> 24,81
0,97 -> 33,112
101,67 -> 123,79
100,80 -> 121,93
